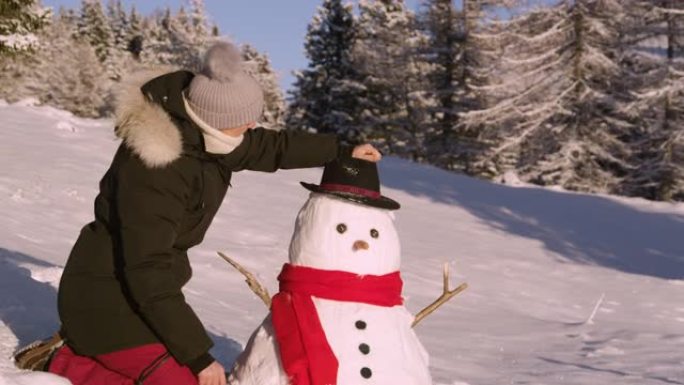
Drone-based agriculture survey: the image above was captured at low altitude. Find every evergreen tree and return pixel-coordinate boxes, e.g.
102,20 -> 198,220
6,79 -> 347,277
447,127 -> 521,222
461,0 -> 633,194
77,0 -> 112,64
139,7 -> 174,65
355,0 -> 431,160
0,0 -> 49,55
164,1 -> 215,70
242,44 -> 286,129
140,3 -> 214,70
106,0 -> 127,53
526,0 -> 633,194
1,5 -> 59,102
417,0 -> 511,172
188,0 -> 210,43
1,0 -> 225,119
104,0 -> 135,80
455,0 -> 517,176
175,5 -> 190,31
0,11 -> 109,116
166,6 -> 194,67
127,5 -> 143,59
38,16 -> 109,117
417,0 -> 462,168
286,0 -> 364,142
620,1 -> 684,201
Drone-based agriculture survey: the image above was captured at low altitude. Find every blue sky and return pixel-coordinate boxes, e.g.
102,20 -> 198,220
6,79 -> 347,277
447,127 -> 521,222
42,0 -> 422,91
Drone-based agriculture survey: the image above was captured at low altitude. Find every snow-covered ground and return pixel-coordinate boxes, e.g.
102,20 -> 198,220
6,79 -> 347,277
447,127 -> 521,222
1,102 -> 683,385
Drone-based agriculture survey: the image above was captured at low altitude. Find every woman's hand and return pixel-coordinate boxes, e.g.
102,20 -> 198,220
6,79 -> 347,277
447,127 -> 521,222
198,361 -> 226,385
352,144 -> 382,162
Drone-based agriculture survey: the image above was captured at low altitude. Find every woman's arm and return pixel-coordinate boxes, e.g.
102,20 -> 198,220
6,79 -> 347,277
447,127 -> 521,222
218,128 -> 379,172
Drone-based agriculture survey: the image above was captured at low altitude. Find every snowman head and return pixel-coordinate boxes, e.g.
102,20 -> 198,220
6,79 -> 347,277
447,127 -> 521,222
289,193 -> 401,276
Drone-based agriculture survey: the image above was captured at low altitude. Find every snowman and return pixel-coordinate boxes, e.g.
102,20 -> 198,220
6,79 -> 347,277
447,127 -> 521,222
228,158 -> 432,385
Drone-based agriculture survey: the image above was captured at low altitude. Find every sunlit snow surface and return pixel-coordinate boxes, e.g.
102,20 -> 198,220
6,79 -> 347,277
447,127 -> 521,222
1,102 -> 683,384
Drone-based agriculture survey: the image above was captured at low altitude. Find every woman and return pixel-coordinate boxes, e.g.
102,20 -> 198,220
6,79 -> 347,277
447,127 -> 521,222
45,42 -> 381,385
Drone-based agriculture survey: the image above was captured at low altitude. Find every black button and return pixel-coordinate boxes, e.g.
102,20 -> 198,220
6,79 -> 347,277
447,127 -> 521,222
355,320 -> 367,330
359,343 -> 370,355
360,367 -> 372,379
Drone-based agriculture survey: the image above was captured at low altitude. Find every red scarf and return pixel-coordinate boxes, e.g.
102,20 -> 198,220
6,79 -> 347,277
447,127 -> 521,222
271,263 -> 403,385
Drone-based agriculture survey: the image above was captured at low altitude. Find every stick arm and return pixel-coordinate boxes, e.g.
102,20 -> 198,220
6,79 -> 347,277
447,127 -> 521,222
217,251 -> 272,307
412,263 -> 468,328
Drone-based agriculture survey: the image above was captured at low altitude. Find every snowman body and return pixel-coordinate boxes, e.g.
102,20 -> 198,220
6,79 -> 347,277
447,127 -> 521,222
228,194 -> 432,385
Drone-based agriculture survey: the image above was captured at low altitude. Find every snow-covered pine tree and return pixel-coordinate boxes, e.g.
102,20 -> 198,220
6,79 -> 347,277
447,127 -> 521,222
162,1 -> 215,70
0,0 -> 49,55
354,0 -> 431,160
77,0 -> 112,65
104,0 -> 136,80
0,1 -> 47,100
106,0 -> 127,53
620,1 -> 684,201
1,0 -> 223,118
185,0 -> 217,67
453,0 -> 516,176
140,4 -> 204,70
461,0 -> 634,194
5,9 -> 109,116
39,16 -> 109,117
188,0 -> 210,44
127,5 -> 143,60
175,5 -> 190,33
526,0 -> 634,194
460,5 -> 557,176
167,5 -> 195,68
286,0 -> 364,142
241,44 -> 286,129
139,7 -> 174,65
417,0 -> 516,173
416,0 -> 462,168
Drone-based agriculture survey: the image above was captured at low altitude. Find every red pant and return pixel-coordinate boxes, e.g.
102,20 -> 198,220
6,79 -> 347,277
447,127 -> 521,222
48,343 -> 198,385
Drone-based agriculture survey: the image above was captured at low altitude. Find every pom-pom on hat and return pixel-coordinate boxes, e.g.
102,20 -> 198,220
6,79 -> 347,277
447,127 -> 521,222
186,41 -> 264,129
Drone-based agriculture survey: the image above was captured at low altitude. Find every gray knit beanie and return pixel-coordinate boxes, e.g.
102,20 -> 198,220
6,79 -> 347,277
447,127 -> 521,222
186,42 -> 264,129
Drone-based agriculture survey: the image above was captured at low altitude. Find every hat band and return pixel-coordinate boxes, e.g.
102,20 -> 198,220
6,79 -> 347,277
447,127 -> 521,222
320,183 -> 381,199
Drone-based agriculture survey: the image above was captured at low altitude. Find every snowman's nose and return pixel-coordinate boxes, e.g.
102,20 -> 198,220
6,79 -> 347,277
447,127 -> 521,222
353,240 -> 369,251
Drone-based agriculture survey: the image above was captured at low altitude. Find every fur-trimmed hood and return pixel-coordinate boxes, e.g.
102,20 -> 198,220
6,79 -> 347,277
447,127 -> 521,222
112,69 -> 196,168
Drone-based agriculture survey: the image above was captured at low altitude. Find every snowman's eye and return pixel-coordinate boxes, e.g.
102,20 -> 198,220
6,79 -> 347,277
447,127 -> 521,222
370,229 -> 379,238
336,223 -> 347,234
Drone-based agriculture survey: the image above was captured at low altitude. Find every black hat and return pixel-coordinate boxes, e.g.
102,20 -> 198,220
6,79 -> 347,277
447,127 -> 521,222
300,158 -> 400,210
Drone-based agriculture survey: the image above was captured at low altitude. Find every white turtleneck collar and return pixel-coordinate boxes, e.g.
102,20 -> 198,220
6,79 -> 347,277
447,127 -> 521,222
182,93 -> 244,154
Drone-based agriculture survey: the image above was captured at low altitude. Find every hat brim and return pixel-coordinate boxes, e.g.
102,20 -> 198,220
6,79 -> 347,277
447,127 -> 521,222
300,182 -> 400,210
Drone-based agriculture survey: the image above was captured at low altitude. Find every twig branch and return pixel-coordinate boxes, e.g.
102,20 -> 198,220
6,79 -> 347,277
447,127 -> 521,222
412,263 -> 468,328
217,251 -> 271,307
583,293 -> 605,325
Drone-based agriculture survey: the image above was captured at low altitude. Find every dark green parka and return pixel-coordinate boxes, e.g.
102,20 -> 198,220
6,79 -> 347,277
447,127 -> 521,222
57,70 -> 345,373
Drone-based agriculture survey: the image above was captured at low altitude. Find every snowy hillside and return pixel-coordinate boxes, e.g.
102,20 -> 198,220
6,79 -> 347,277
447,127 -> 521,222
1,102 -> 683,385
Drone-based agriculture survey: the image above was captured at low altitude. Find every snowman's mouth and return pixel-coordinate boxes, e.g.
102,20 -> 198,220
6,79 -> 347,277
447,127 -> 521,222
353,240 -> 369,251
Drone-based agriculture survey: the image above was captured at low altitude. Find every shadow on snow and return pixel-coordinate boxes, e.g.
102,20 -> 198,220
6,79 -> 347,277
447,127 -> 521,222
380,159 -> 684,280
0,247 -> 243,366
0,248 -> 59,348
